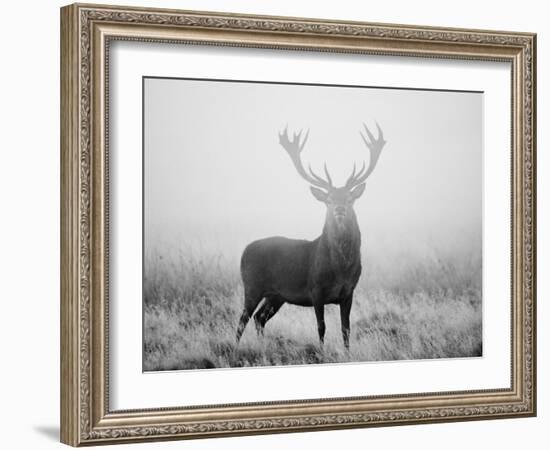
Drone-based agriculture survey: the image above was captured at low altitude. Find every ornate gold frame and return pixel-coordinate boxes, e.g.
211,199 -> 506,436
60,3 -> 536,446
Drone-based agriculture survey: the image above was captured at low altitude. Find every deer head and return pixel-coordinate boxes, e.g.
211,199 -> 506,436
278,123 -> 386,228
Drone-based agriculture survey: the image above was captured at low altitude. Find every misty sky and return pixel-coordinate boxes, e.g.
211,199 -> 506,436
144,77 -> 482,262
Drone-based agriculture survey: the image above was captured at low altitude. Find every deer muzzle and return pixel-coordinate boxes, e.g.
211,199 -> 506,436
334,206 -> 347,221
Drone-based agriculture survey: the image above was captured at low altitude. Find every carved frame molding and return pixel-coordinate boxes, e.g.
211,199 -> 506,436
60,3 -> 536,446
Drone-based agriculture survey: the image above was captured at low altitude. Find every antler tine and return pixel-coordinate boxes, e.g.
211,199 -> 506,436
345,160 -> 366,188
323,163 -> 333,187
307,163 -> 334,189
348,162 -> 357,181
300,129 -> 309,152
347,122 -> 386,189
278,127 -> 332,190
375,121 -> 384,142
361,123 -> 374,146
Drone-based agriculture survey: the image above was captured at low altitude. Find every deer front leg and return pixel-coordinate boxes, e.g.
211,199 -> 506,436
313,303 -> 326,346
339,296 -> 353,350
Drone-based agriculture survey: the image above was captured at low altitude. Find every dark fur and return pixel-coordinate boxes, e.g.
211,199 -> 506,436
236,203 -> 363,349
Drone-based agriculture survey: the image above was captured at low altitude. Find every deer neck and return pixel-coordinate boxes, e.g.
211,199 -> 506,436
321,210 -> 361,269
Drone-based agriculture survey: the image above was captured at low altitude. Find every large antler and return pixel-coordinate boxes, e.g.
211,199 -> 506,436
345,122 -> 386,189
278,127 -> 333,191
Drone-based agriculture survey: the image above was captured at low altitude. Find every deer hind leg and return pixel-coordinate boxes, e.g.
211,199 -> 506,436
253,295 -> 284,335
236,288 -> 263,343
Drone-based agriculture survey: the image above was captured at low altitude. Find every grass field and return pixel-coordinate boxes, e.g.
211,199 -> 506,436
143,245 -> 482,371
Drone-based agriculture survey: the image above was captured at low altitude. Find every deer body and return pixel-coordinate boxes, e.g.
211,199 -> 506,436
241,215 -> 362,308
236,124 -> 385,349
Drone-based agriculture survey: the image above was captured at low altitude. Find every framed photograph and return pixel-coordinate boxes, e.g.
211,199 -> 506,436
60,3 -> 537,446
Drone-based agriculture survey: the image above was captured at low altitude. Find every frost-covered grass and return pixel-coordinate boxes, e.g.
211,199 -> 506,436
143,247 -> 481,371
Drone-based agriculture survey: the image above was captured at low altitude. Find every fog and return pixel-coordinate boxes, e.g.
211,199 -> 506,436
144,77 -> 482,263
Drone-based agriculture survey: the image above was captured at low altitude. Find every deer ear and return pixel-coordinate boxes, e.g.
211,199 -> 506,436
310,187 -> 329,203
350,183 -> 366,200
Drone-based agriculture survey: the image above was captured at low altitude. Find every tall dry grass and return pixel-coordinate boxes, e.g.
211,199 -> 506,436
143,246 -> 481,371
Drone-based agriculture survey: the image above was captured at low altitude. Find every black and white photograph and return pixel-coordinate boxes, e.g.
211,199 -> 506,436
143,77 -> 483,372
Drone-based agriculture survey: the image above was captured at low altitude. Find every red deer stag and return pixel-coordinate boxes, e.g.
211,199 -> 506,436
235,124 -> 386,349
